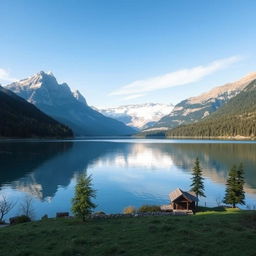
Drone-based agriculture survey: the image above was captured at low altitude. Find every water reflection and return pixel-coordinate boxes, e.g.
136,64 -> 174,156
0,140 -> 256,217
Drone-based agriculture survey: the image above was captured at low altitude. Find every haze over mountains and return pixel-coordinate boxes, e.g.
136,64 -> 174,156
6,71 -> 136,136
144,72 -> 256,132
0,85 -> 72,138
97,103 -> 174,130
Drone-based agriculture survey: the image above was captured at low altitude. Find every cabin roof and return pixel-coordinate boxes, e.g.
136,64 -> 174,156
169,188 -> 198,202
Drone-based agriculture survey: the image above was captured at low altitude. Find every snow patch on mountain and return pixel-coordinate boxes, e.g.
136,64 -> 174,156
97,103 -> 174,129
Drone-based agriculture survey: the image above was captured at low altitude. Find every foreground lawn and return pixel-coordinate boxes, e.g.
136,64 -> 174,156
0,209 -> 255,256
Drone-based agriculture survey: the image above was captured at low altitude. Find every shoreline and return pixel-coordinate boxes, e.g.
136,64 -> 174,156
165,135 -> 256,141
1,136 -> 256,142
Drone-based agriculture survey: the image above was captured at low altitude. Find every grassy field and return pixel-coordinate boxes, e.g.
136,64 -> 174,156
0,209 -> 255,256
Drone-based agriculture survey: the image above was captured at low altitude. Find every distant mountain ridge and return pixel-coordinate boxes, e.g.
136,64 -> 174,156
0,85 -> 73,138
98,103 -> 174,130
6,71 -> 136,136
148,72 -> 256,131
167,78 -> 256,137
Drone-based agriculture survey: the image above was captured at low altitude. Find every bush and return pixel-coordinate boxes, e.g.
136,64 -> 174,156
123,206 -> 136,214
9,215 -> 31,225
138,205 -> 161,213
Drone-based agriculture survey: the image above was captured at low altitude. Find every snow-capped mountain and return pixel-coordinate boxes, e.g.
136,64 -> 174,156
149,72 -> 256,130
6,71 -> 136,136
97,103 -> 174,130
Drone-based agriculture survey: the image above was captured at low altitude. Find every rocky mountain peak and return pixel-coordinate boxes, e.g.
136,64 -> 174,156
72,90 -> 87,106
13,71 -> 58,90
5,71 -> 77,106
187,72 -> 256,105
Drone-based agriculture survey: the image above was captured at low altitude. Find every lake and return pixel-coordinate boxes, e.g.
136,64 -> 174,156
1,139 -> 256,219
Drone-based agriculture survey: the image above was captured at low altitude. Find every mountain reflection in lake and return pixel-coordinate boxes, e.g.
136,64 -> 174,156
0,139 -> 256,219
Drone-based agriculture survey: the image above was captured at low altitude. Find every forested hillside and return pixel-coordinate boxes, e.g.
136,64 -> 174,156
166,80 -> 256,138
0,86 -> 73,138
149,72 -> 256,131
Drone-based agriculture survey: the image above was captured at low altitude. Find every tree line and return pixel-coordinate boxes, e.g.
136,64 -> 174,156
166,114 -> 256,138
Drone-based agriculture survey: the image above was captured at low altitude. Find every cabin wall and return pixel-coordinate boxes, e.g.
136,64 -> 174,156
171,196 -> 196,210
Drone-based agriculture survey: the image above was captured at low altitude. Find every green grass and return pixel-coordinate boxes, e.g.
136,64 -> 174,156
0,209 -> 255,256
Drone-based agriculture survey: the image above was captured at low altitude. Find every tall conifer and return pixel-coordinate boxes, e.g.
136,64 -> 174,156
72,172 -> 96,221
191,158 -> 205,207
223,164 -> 245,208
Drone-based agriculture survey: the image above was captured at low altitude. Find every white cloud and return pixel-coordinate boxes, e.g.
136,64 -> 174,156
0,68 -> 17,83
109,56 -> 242,97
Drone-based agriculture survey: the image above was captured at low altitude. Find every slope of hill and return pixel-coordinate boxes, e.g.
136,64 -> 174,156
98,103 -> 174,130
149,72 -> 256,131
6,72 -> 136,136
0,86 -> 73,138
0,210 -> 255,256
167,79 -> 256,138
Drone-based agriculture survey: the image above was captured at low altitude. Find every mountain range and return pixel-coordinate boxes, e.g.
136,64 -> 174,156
2,70 -> 256,139
0,85 -> 72,138
143,72 -> 256,133
6,71 -> 136,136
167,78 -> 256,138
97,103 -> 174,130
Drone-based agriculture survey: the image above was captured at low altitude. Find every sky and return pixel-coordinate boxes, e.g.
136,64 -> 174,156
1,0 -> 256,108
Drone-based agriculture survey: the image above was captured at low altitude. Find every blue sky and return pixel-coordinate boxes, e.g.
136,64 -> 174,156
1,0 -> 256,107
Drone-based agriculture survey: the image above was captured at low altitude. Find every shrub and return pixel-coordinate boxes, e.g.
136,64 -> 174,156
9,215 -> 31,225
138,205 -> 161,213
123,206 -> 136,214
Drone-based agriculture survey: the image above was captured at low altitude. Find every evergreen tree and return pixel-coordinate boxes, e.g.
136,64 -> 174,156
224,164 -> 245,208
191,158 -> 205,207
72,172 -> 96,221
237,163 -> 245,205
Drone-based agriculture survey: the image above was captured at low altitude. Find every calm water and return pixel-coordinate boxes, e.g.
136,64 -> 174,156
1,139 -> 256,219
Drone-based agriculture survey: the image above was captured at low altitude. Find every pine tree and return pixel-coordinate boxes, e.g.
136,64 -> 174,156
237,163 -> 245,205
72,172 -> 96,221
191,158 -> 205,207
224,164 -> 245,208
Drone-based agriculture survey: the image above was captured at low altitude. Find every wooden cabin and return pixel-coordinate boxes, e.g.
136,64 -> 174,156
169,188 -> 197,211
